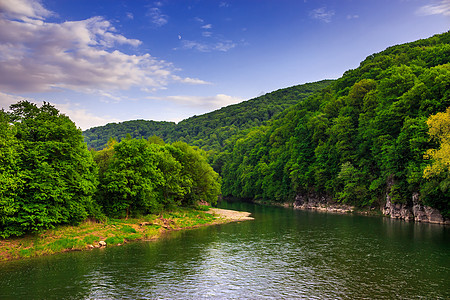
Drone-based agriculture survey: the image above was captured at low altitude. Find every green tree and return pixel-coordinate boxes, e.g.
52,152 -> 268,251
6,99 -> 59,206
336,162 -> 369,205
171,141 -> 221,206
423,107 -> 450,178
1,101 -> 98,238
98,138 -> 164,217
0,110 -> 24,237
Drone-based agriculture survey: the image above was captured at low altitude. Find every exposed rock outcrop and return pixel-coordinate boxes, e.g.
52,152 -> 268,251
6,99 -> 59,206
383,192 -> 449,225
293,193 -> 354,214
293,191 -> 448,225
382,192 -> 414,221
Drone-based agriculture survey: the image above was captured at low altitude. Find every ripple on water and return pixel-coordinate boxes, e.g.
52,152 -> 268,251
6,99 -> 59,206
0,204 -> 449,299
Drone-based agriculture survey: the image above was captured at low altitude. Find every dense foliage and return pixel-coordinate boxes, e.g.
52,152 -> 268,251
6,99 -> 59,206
0,102 -> 99,238
83,80 -> 333,151
221,31 -> 450,217
83,120 -> 176,150
94,138 -> 220,218
0,103 -> 220,238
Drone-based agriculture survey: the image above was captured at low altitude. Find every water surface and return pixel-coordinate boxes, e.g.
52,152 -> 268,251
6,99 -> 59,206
1,202 -> 449,299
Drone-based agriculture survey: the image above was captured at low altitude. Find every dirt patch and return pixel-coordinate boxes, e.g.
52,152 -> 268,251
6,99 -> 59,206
206,208 -> 254,221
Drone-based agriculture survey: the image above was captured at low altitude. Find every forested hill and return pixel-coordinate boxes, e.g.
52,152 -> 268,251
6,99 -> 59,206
83,120 -> 176,150
82,31 -> 450,219
221,31 -> 450,217
82,80 -> 333,150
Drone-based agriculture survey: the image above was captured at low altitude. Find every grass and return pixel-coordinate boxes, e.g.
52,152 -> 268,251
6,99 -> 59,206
0,207 -> 230,262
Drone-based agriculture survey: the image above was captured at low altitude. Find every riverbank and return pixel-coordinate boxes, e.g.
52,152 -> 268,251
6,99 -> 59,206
0,207 -> 253,262
292,193 -> 449,225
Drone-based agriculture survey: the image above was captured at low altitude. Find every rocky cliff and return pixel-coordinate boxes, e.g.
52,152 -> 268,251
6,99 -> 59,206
383,192 -> 449,225
294,191 -> 449,225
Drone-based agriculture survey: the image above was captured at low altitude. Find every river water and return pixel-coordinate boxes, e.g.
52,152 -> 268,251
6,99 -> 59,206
0,201 -> 449,299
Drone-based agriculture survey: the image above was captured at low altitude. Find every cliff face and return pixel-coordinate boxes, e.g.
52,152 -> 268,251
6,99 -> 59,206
383,192 -> 449,225
293,191 -> 449,225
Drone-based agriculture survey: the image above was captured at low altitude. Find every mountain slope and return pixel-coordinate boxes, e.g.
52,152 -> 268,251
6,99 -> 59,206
221,31 -> 450,218
83,80 -> 333,150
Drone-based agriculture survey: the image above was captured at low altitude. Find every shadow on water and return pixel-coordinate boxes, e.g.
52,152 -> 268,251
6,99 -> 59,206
0,201 -> 449,299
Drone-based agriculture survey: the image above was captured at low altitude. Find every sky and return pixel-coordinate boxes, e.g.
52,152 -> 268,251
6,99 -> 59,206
0,0 -> 449,130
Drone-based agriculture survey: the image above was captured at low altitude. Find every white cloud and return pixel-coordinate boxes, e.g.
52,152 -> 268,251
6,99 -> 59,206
180,39 -> 236,52
0,91 -> 28,109
202,24 -> 212,29
147,7 -> 168,26
417,0 -> 450,16
0,91 -> 118,130
148,94 -> 243,110
171,75 -> 212,85
202,31 -> 213,37
0,0 -> 51,20
0,0 -> 206,95
126,12 -> 134,20
55,102 -> 121,130
309,7 -> 335,23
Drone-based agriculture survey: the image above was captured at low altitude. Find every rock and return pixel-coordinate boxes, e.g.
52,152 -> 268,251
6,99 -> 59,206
294,189 -> 448,225
293,192 -> 354,214
98,240 -> 107,247
87,244 -> 94,249
383,191 -> 448,225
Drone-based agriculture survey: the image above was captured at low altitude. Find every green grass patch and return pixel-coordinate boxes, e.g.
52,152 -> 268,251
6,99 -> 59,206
83,235 -> 100,245
121,225 -> 137,233
124,233 -> 143,241
19,248 -> 35,258
143,227 -> 160,238
170,209 -> 216,227
143,214 -> 157,223
105,236 -> 124,245
196,205 -> 211,211
49,238 -> 82,252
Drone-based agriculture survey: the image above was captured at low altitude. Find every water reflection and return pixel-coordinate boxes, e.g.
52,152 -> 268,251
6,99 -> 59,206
0,202 -> 449,299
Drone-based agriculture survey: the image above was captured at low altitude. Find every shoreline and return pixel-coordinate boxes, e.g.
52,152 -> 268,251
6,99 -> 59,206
245,197 -> 448,225
0,208 -> 253,262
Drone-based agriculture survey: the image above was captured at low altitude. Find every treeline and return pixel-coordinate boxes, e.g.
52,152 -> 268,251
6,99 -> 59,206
0,102 -> 220,238
83,120 -> 176,151
220,31 -> 450,217
83,80 -> 333,151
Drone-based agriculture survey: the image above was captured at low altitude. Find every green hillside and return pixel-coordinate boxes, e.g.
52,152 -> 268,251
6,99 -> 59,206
221,31 -> 450,216
82,80 -> 333,150
82,31 -> 450,218
83,120 -> 176,150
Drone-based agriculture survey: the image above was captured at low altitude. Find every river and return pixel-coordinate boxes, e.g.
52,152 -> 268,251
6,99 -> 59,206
0,201 -> 449,299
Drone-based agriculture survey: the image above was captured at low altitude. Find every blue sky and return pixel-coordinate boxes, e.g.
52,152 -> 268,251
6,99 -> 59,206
0,0 -> 449,130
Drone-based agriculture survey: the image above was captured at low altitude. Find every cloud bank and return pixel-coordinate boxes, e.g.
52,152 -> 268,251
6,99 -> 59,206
417,0 -> 450,16
0,0 -> 205,94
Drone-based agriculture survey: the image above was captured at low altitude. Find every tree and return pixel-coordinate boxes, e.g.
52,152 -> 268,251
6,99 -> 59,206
1,101 -> 99,238
0,110 -> 24,237
171,142 -> 221,206
97,138 -> 164,217
423,106 -> 450,179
